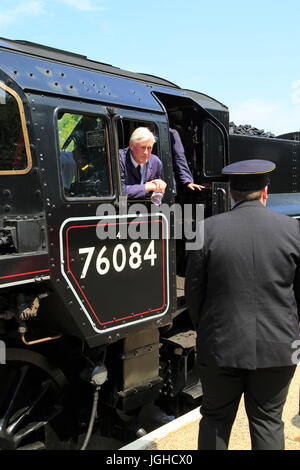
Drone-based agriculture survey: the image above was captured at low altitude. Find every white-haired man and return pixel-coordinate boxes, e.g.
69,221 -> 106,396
119,127 -> 166,199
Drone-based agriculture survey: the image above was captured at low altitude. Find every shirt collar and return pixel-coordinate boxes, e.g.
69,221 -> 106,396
130,153 -> 143,169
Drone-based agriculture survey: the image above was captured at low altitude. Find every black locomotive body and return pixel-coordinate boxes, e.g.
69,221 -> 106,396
229,130 -> 300,217
0,38 -> 231,449
0,38 -> 298,450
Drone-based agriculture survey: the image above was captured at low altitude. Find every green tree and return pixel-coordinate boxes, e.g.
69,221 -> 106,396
58,113 -> 82,150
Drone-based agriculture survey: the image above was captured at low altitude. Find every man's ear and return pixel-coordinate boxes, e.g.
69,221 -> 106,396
129,141 -> 134,151
262,185 -> 268,201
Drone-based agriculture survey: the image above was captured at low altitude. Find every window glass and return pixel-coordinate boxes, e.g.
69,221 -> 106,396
203,120 -> 225,177
0,85 -> 28,172
58,112 -> 112,198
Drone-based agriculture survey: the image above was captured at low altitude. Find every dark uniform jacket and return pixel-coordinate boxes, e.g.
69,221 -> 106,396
185,199 -> 300,369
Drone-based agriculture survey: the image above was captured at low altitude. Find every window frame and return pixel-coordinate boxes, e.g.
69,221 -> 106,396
56,109 -> 115,201
0,81 -> 32,175
202,118 -> 226,178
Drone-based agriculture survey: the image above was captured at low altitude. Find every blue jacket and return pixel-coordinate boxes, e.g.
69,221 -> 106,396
119,147 -> 162,198
170,128 -> 193,192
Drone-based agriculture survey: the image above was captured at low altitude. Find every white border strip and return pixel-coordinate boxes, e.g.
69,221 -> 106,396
59,213 -> 170,334
119,407 -> 201,450
0,275 -> 50,289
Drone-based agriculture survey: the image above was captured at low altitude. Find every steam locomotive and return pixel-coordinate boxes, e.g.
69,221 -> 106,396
0,37 -> 298,450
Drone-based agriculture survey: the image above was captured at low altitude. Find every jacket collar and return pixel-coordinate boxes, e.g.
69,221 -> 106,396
125,147 -> 152,180
231,199 -> 265,211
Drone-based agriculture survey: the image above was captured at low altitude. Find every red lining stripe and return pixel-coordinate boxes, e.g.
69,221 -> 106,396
65,219 -> 166,326
0,268 -> 50,280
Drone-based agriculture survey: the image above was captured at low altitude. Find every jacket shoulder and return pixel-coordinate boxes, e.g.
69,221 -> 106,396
119,147 -> 129,159
264,206 -> 300,228
150,153 -> 162,166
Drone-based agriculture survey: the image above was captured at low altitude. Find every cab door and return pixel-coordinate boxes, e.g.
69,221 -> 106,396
52,103 -> 174,346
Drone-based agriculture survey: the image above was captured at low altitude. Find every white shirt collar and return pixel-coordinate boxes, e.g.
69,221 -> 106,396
130,153 -> 147,183
130,153 -> 143,169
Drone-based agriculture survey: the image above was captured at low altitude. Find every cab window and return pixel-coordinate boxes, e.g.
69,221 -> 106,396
0,83 -> 31,173
203,120 -> 225,177
57,112 -> 113,198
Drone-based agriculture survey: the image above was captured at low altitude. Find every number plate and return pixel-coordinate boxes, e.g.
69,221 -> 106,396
59,213 -> 169,333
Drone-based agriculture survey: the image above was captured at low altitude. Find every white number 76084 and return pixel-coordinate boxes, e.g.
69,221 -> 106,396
79,240 -> 157,279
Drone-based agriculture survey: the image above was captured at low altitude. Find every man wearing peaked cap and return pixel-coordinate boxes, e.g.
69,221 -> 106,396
185,159 -> 300,450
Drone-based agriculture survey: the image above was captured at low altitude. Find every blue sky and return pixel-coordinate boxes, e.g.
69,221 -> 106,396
0,0 -> 299,135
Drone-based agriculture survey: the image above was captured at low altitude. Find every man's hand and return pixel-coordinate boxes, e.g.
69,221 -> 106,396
145,179 -> 167,194
187,183 -> 205,191
152,179 -> 167,193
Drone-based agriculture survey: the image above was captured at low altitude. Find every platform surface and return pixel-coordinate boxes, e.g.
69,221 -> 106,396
121,365 -> 300,451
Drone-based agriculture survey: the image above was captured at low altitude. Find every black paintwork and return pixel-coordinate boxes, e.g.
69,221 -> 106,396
229,134 -> 300,217
0,38 -> 231,348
